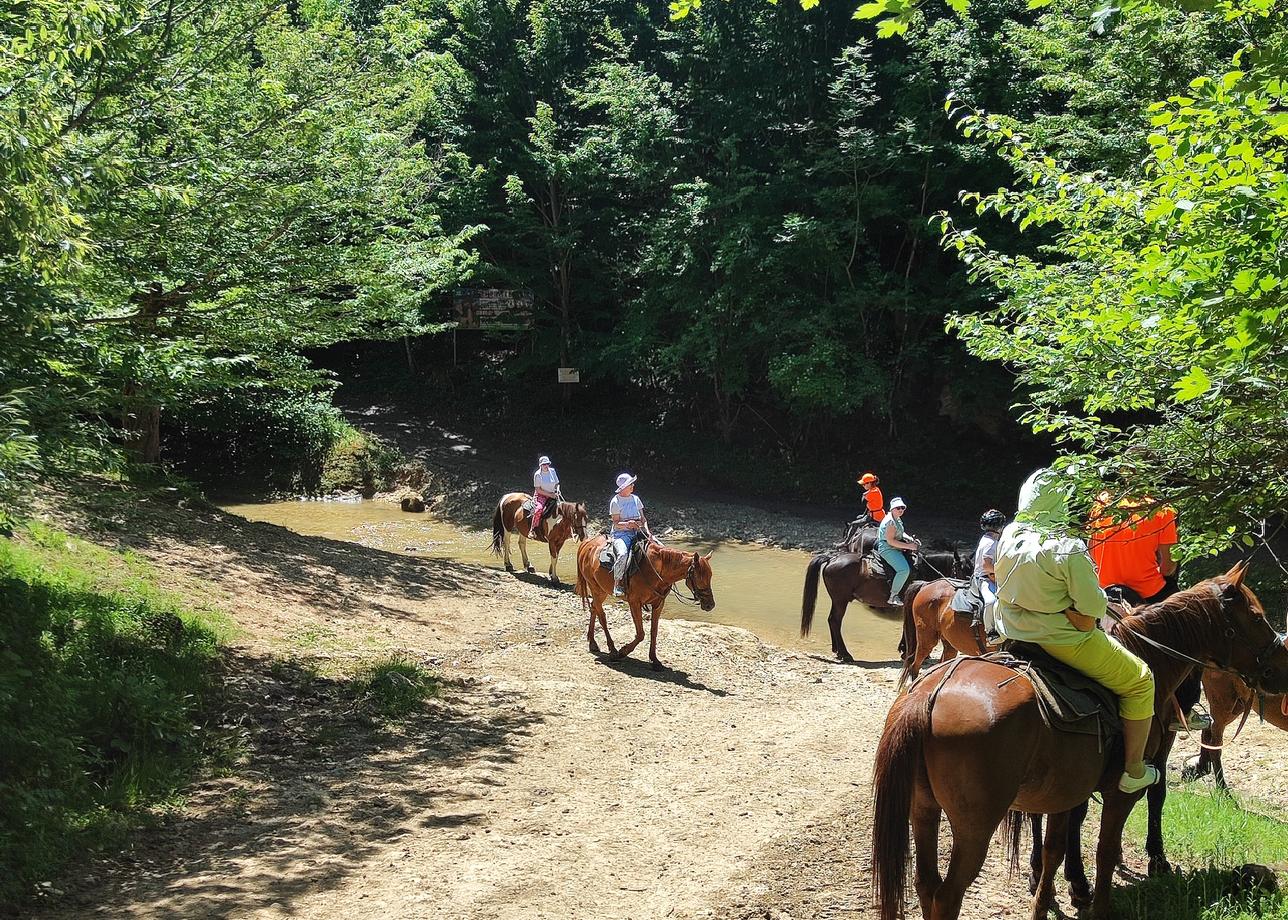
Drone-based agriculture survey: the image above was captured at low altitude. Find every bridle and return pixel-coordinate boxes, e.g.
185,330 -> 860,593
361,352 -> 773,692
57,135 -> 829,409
1107,583 -> 1288,694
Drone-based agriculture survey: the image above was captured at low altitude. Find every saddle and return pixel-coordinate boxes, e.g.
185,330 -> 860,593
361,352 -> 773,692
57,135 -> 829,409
863,549 -> 916,582
520,496 -> 559,542
992,642 -> 1123,748
597,532 -> 649,583
948,580 -> 984,620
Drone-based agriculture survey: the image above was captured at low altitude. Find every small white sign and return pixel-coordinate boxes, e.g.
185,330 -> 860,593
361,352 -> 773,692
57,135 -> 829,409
557,367 -> 580,384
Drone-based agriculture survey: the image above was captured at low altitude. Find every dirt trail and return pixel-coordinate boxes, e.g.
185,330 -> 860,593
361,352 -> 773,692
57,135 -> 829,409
30,484 -> 1288,920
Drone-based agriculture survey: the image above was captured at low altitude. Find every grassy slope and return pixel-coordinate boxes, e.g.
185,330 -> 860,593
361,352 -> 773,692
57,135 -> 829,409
0,521 -> 234,910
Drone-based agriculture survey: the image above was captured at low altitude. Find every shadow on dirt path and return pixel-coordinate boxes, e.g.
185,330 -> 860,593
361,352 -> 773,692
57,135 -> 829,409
42,650 -> 545,920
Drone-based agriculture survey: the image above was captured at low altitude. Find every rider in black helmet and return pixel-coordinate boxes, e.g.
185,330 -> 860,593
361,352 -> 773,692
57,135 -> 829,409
974,509 -> 1007,639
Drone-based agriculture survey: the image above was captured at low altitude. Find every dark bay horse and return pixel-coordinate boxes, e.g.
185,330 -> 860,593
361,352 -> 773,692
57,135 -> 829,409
491,492 -> 588,584
575,535 -> 714,670
897,578 -> 997,688
801,548 -> 969,663
871,562 -> 1288,920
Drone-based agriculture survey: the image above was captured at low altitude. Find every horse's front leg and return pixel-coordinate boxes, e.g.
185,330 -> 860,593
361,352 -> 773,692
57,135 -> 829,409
648,597 -> 667,671
1146,732 -> 1176,876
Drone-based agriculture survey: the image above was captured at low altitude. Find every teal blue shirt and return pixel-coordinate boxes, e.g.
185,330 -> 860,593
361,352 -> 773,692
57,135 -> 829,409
877,515 -> 905,552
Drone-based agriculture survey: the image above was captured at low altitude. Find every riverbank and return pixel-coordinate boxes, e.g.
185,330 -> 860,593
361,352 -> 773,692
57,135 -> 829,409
18,478 -> 1288,920
336,400 -> 976,551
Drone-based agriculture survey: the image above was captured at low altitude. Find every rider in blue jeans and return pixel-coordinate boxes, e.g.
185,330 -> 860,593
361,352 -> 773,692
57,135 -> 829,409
877,497 -> 921,606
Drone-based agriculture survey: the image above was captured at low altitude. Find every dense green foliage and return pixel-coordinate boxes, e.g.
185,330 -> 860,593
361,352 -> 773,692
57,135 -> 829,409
0,0 -> 474,493
941,0 -> 1288,555
0,522 -> 229,907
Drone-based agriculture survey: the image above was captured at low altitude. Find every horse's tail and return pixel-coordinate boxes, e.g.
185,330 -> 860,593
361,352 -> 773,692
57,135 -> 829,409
490,501 -> 505,555
871,695 -> 929,920
896,579 -> 928,688
801,553 -> 829,637
1001,809 -> 1028,876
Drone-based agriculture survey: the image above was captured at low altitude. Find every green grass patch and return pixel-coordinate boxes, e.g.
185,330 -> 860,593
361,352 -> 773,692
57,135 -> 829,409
1125,786 -> 1288,867
351,653 -> 438,721
0,523 -> 229,911
1116,787 -> 1288,919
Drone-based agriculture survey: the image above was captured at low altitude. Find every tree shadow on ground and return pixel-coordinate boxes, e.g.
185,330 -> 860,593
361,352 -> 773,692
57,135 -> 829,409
43,649 -> 545,920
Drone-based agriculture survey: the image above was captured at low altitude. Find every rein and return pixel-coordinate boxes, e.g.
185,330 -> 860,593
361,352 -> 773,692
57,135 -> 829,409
1105,584 -> 1288,699
636,542 -> 710,608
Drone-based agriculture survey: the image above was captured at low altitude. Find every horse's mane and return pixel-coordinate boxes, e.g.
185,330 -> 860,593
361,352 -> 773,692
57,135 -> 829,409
1112,583 -> 1222,663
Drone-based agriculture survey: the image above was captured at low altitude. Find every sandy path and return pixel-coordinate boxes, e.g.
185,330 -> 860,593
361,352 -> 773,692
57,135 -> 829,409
29,484 -> 1288,920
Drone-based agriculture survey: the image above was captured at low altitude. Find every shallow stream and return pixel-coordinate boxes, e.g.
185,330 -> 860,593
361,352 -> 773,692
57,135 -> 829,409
220,499 -> 904,661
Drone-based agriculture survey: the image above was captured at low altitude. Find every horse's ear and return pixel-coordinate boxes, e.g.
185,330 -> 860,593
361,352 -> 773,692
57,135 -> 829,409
703,552 -> 713,560
1224,559 -> 1249,590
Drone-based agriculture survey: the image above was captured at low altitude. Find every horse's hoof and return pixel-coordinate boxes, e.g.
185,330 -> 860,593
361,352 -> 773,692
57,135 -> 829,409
1147,856 -> 1173,878
589,641 -> 600,654
550,577 -> 561,586
1029,869 -> 1040,897
836,652 -> 855,664
505,563 -> 515,573
525,565 -> 536,574
651,660 -> 667,672
1068,883 -> 1092,909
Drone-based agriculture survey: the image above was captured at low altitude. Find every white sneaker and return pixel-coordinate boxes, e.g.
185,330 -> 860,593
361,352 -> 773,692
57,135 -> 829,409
612,585 -> 624,598
887,595 -> 903,607
1118,765 -> 1160,793
1169,711 -> 1214,732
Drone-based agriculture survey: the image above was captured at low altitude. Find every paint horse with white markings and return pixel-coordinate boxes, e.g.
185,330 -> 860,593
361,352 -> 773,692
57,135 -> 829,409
491,492 -> 588,585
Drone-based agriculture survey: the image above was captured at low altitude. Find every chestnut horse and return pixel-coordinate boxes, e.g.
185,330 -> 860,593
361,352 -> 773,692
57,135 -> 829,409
491,493 -> 588,584
800,548 -> 970,663
871,562 -> 1288,920
896,578 -> 998,688
1187,669 -> 1288,787
575,535 -> 714,671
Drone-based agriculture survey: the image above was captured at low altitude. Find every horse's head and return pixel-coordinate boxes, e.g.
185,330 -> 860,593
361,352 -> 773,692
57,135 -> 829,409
686,551 -> 715,612
571,502 -> 589,541
951,547 -> 971,579
1209,560 -> 1288,695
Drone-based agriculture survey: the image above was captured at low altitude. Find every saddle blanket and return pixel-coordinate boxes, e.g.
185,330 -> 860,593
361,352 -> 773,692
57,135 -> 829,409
949,581 -> 983,619
914,642 -> 1122,749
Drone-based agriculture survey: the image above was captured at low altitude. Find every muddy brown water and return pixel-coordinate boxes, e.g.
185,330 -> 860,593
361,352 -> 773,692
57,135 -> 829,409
220,499 -> 905,661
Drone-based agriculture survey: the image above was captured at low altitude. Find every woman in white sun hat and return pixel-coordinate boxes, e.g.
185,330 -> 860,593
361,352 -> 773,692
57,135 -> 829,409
608,472 -> 648,597
876,496 -> 922,606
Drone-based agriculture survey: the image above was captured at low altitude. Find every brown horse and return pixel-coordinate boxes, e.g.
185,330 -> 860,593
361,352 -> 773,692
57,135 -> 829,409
1186,668 -> 1288,788
575,535 -> 714,671
871,562 -> 1288,920
896,579 -> 998,688
801,548 -> 970,663
491,493 -> 588,584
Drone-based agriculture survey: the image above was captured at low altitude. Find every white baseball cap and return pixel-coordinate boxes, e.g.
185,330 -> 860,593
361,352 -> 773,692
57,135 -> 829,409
890,497 -> 907,509
538,455 -> 551,465
615,472 -> 637,493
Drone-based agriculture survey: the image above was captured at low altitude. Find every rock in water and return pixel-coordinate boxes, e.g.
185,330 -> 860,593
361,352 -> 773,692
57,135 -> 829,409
400,496 -> 425,513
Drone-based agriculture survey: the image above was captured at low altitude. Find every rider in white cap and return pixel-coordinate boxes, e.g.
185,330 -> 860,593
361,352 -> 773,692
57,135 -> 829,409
530,455 -> 560,533
608,473 -> 647,597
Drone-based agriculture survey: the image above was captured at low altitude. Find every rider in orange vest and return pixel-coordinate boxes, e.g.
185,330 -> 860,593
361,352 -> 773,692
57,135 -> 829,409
859,473 -> 885,523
